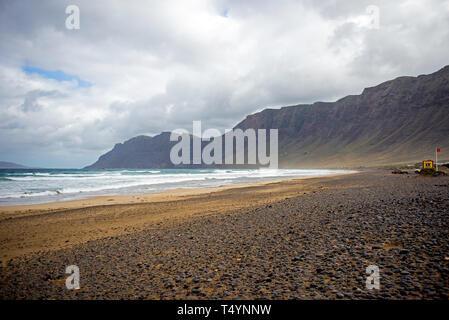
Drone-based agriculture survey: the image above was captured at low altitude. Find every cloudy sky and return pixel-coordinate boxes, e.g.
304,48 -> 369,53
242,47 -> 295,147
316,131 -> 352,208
1,0 -> 448,168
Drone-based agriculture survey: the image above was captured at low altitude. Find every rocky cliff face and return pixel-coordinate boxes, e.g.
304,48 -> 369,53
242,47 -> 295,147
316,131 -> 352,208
85,66 -> 449,169
85,133 -> 177,169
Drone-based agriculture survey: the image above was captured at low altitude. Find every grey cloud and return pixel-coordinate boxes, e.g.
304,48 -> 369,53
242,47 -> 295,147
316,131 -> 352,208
302,0 -> 375,19
20,89 -> 63,112
0,0 -> 448,167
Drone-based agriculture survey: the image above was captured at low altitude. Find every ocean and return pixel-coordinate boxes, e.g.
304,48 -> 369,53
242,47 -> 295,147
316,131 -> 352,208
0,168 -> 351,206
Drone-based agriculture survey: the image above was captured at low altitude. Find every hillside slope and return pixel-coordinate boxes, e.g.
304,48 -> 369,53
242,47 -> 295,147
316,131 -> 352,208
86,66 -> 449,169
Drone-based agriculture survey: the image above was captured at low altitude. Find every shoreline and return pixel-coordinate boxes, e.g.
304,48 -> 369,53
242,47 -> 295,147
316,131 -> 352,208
0,171 -> 356,215
0,171 -> 357,262
1,169 -> 447,299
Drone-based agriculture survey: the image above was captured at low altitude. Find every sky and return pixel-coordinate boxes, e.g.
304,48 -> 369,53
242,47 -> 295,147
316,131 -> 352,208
1,0 -> 448,168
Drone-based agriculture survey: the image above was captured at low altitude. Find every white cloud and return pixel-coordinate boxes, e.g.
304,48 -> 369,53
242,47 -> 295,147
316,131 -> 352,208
0,0 -> 448,167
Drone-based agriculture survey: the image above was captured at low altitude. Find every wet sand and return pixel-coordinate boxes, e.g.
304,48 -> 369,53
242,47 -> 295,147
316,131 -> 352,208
0,170 -> 448,299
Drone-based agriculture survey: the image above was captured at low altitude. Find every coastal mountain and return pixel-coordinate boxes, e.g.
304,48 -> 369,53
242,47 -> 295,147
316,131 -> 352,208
0,161 -> 28,169
85,66 -> 449,169
85,133 -> 180,169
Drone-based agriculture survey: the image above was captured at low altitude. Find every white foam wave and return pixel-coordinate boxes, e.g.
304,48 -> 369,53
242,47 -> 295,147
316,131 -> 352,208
0,169 -> 354,203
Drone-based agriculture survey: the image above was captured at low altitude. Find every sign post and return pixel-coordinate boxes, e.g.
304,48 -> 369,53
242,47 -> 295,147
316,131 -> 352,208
436,148 -> 440,171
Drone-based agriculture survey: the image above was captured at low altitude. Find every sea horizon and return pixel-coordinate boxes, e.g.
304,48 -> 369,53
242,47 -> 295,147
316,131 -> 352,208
0,168 -> 352,206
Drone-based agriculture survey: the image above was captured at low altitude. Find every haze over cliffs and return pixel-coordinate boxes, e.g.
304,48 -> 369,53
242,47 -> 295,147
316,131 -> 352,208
86,66 -> 449,169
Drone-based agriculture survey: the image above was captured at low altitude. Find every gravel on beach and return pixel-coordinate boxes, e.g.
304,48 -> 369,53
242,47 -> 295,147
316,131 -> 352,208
0,170 -> 448,299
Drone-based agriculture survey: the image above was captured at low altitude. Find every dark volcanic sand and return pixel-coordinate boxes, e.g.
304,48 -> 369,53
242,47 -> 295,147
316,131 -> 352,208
0,170 -> 448,299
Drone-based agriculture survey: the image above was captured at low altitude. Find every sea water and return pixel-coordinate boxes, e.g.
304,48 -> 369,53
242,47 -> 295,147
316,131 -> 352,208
0,168 -> 351,206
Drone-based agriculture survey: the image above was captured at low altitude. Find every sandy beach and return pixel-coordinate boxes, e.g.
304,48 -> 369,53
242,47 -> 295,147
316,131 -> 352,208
0,173 -> 351,261
0,170 -> 448,299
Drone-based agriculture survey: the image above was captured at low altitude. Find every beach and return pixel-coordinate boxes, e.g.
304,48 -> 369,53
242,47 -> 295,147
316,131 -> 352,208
0,170 -> 448,299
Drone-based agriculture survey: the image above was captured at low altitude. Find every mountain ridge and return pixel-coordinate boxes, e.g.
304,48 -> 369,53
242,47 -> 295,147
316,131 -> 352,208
85,65 -> 449,169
